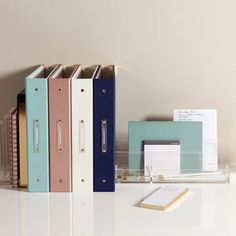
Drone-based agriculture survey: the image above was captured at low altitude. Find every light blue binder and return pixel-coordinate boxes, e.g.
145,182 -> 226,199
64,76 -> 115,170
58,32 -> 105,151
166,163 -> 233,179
25,65 -> 60,192
128,121 -> 203,174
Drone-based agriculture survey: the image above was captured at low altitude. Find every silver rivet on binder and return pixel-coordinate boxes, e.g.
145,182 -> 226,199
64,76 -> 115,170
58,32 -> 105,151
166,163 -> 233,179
102,179 -> 107,183
102,89 -> 107,93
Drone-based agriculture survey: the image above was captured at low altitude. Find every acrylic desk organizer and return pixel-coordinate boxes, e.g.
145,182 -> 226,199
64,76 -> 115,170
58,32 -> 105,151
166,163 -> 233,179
115,165 -> 230,184
115,138 -> 230,184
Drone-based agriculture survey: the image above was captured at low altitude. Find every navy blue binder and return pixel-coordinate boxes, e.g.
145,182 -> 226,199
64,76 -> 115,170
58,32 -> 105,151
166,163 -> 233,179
93,65 -> 115,192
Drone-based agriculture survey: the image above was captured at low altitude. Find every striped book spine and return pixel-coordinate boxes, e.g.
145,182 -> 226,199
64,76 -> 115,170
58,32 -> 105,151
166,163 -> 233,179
8,109 -> 13,185
11,109 -> 18,188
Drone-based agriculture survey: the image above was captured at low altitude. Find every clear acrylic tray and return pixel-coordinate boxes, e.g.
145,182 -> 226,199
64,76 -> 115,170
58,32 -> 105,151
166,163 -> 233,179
115,137 -> 230,184
115,165 -> 230,184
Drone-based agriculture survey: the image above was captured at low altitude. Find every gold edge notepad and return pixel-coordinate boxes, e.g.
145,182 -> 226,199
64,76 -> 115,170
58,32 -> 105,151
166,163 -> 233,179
140,186 -> 188,211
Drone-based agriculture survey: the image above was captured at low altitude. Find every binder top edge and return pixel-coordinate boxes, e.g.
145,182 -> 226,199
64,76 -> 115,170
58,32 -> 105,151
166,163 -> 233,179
94,65 -> 115,80
26,64 -> 60,79
73,65 -> 99,79
49,65 -> 81,79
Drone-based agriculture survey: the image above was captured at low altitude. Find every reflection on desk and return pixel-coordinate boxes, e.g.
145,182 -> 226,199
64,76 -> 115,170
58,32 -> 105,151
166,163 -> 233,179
0,178 -> 236,236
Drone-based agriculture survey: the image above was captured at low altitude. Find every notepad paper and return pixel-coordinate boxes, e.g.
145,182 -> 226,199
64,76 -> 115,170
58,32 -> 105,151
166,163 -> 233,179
174,109 -> 217,171
140,186 -> 188,211
144,141 -> 180,177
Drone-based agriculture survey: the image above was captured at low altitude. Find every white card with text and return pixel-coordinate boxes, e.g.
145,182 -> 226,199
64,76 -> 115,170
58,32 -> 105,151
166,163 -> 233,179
174,109 -> 217,171
144,141 -> 181,177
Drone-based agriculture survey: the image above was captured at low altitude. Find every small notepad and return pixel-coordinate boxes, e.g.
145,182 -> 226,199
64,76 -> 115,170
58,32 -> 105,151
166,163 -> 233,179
144,141 -> 180,177
140,186 -> 188,211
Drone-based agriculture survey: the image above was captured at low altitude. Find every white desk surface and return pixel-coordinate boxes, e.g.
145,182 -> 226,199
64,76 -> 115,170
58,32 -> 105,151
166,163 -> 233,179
0,175 -> 236,236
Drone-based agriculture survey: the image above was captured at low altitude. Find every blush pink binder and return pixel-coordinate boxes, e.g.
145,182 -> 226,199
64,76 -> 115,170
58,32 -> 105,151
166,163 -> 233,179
49,65 -> 80,192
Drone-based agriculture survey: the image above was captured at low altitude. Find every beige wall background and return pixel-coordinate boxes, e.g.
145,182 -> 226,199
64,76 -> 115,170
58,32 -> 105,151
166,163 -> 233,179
0,0 -> 235,163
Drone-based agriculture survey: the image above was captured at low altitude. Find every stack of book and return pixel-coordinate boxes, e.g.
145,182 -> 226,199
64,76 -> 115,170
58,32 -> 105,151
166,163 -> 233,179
1,64 -> 116,192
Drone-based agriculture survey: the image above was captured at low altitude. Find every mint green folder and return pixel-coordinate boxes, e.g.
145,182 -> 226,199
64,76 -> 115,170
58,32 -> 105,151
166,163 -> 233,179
128,121 -> 202,174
